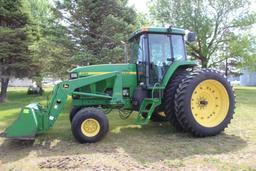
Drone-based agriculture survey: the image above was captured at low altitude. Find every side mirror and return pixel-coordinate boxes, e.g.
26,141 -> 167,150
187,32 -> 197,42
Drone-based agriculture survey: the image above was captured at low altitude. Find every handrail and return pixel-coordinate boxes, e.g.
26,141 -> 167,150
151,83 -> 161,98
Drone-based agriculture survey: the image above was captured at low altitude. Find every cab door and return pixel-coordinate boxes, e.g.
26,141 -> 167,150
148,34 -> 172,86
148,34 -> 186,86
136,34 -> 149,86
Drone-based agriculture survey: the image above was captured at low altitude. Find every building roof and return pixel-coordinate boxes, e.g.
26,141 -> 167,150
128,26 -> 186,42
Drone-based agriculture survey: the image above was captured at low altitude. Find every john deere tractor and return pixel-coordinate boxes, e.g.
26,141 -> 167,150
2,27 -> 235,143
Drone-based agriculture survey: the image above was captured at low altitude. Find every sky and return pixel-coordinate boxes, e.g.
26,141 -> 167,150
128,0 -> 150,13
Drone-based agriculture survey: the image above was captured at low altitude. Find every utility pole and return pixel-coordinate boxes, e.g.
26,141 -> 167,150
225,57 -> 228,77
223,45 -> 228,77
121,41 -> 128,63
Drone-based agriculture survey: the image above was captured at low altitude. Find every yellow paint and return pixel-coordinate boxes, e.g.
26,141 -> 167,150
158,112 -> 166,117
81,118 -> 100,137
79,71 -> 142,75
80,72 -> 110,75
191,79 -> 229,127
122,72 -> 138,75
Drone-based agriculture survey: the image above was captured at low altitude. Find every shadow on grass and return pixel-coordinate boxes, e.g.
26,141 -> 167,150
0,122 -> 247,164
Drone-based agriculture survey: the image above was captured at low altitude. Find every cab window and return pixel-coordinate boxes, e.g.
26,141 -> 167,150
148,34 -> 171,66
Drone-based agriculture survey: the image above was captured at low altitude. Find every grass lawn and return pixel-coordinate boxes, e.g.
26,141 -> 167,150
0,86 -> 256,170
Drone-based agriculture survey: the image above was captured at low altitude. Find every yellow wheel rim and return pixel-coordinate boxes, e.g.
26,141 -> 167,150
191,79 -> 229,127
81,118 -> 100,137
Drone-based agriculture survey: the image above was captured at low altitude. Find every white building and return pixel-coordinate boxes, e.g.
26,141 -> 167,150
8,78 -> 33,87
240,69 -> 256,86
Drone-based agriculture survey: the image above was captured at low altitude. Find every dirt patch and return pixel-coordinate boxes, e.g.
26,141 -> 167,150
38,152 -> 173,171
39,156 -> 82,170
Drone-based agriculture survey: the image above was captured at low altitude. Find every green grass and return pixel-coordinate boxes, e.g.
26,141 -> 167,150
0,86 -> 256,170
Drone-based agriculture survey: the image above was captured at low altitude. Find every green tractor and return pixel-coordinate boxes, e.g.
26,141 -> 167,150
2,27 -> 235,143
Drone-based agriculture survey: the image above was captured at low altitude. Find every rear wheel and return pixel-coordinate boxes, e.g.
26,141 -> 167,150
164,69 -> 189,130
175,69 -> 235,137
71,107 -> 109,143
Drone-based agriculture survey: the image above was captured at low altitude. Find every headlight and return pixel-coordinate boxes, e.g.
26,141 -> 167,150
70,72 -> 78,79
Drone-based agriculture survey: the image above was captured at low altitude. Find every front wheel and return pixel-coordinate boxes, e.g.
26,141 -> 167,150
69,106 -> 82,122
175,69 -> 235,137
71,107 -> 109,143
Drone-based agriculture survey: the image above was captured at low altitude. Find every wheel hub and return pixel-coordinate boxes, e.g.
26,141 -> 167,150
81,118 -> 100,137
198,97 -> 208,109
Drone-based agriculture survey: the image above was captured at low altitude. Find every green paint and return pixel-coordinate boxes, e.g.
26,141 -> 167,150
135,98 -> 161,125
161,60 -> 197,87
72,91 -> 112,99
4,103 -> 47,139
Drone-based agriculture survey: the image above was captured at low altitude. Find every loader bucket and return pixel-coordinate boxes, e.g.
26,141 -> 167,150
4,103 -> 48,140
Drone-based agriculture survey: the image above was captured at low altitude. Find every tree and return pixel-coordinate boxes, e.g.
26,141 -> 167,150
55,0 -> 137,65
25,0 -> 74,81
227,34 -> 256,71
149,0 -> 256,68
0,0 -> 33,102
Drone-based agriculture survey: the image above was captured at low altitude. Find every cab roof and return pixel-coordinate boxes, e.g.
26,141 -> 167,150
128,26 -> 186,42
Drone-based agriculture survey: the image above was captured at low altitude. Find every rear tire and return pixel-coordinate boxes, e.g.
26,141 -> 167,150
164,69 -> 189,130
71,107 -> 109,143
175,69 -> 235,137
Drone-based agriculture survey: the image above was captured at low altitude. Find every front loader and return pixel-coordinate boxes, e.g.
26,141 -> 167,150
2,26 -> 235,143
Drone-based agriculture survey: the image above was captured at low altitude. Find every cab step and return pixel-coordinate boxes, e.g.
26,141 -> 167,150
135,98 -> 161,125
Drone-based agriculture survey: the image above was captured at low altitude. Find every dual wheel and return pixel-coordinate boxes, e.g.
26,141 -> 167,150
70,107 -> 109,143
164,69 -> 235,137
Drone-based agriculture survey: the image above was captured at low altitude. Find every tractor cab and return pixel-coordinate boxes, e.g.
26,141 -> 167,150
129,27 -> 195,87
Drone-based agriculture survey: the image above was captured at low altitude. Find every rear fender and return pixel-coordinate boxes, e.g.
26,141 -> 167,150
161,60 -> 197,88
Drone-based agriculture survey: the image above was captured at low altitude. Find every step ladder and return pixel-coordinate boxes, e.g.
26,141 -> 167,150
135,98 -> 161,125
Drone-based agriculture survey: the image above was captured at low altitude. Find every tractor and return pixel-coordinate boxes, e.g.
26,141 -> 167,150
2,26 -> 235,143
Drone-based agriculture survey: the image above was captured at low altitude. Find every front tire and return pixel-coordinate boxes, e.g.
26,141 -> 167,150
69,106 -> 82,122
71,108 -> 109,143
175,69 -> 235,137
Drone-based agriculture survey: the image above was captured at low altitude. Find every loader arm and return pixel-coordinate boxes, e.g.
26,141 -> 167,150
4,72 -> 121,140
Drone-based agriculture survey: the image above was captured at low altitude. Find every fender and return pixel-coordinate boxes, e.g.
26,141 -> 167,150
161,60 -> 197,88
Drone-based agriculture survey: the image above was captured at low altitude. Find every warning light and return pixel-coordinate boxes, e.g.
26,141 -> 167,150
141,27 -> 149,32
